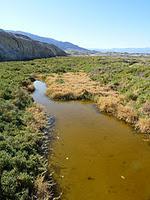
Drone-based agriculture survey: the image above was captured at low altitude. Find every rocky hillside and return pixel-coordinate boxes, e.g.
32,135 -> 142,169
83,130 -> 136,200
0,29 -> 66,61
9,30 -> 90,53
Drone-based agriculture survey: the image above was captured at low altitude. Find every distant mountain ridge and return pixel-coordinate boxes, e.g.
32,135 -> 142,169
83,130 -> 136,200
9,30 -> 90,53
4,29 -> 150,56
92,48 -> 150,54
0,29 -> 66,61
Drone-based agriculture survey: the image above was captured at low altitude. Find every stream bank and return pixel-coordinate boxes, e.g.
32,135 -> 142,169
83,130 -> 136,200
33,80 -> 150,200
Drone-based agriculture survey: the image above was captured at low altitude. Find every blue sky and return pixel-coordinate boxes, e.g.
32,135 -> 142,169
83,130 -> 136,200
0,0 -> 150,48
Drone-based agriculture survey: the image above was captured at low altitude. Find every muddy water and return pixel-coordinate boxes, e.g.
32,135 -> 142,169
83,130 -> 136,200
33,80 -> 150,200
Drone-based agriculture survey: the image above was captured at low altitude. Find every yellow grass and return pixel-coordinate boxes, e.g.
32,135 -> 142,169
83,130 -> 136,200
44,72 -> 149,133
97,96 -> 123,114
34,176 -> 51,200
136,118 -> 150,134
117,105 -> 138,124
27,104 -> 46,131
45,72 -> 118,100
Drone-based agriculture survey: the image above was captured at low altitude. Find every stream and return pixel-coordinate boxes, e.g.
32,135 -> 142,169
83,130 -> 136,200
33,80 -> 150,200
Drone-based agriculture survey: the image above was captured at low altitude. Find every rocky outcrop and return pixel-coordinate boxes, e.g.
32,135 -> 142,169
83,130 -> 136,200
0,29 -> 67,61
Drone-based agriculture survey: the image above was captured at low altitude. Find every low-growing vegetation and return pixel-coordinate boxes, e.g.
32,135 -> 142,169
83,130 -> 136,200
0,63 -> 53,199
45,71 -> 149,133
0,55 -> 150,199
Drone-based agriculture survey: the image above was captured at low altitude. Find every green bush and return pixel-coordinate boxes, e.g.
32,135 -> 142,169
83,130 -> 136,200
0,55 -> 149,199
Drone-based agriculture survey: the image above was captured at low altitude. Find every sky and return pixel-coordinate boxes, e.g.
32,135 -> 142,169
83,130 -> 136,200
0,0 -> 150,48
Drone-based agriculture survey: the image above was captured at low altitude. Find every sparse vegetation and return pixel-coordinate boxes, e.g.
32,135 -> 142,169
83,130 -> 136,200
0,55 -> 149,199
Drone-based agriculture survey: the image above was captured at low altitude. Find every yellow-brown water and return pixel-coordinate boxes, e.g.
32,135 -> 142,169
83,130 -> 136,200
33,81 -> 150,200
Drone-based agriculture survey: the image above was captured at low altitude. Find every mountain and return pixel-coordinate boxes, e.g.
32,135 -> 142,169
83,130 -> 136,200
0,29 -> 66,61
92,48 -> 150,54
110,48 -> 150,54
9,30 -> 90,53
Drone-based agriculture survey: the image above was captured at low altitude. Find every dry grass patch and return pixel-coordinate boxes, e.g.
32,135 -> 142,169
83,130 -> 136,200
45,72 -> 118,100
97,96 -> 124,115
117,105 -> 138,124
142,101 -> 150,116
34,176 -> 51,200
97,96 -> 138,124
136,118 -> 150,134
27,104 -> 46,131
44,72 -> 149,133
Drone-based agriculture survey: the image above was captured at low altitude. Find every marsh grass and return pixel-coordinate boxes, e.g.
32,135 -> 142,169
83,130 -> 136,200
45,71 -> 149,133
26,104 -> 46,131
34,176 -> 50,200
136,118 -> 150,133
0,55 -> 149,199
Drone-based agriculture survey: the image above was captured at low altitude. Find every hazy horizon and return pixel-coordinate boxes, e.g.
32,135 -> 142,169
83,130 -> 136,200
1,0 -> 150,49
3,29 -> 150,50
